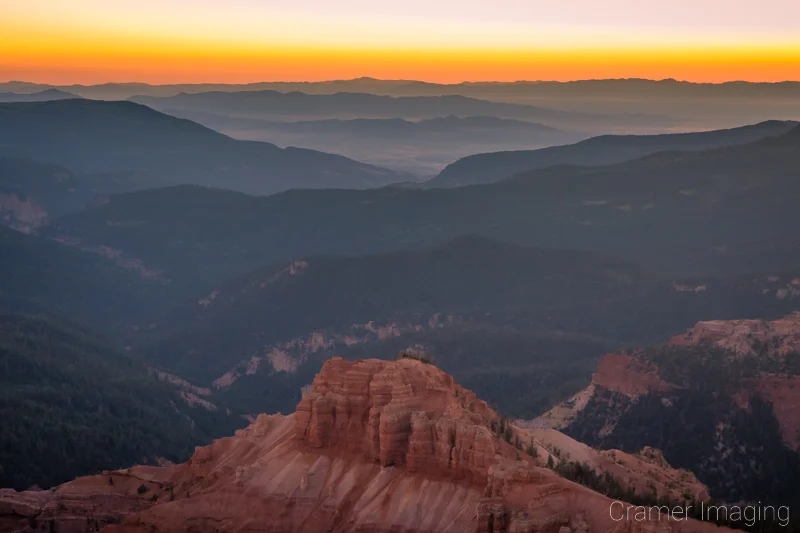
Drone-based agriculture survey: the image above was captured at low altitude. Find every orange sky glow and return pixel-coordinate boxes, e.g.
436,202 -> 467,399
2,0 -> 800,84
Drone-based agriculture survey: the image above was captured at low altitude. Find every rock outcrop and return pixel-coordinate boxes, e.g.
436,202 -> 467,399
535,353 -> 673,430
668,313 -> 800,449
531,313 -> 800,505
540,313 -> 800,449
295,357 -> 499,483
589,354 -> 674,398
1,358 -> 725,533
0,193 -> 48,232
510,425 -> 709,504
669,312 -> 800,360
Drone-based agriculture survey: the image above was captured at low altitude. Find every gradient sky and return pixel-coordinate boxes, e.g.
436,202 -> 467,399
2,0 -> 800,84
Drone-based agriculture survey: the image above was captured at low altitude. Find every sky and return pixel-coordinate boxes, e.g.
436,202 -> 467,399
2,0 -> 800,84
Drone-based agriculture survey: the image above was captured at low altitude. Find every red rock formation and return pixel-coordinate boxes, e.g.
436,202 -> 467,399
295,357 -> 499,483
1,358 -> 725,533
730,375 -> 800,449
669,313 -> 800,449
540,313 -> 800,451
536,353 -> 674,431
590,354 -> 674,398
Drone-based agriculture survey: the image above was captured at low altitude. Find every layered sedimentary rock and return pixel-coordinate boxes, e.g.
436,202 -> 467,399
588,354 -> 673,398
535,353 -> 673,429
295,357 -> 499,482
1,358 -> 723,533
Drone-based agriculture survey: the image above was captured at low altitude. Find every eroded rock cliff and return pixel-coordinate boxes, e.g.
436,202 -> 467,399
538,314 -> 800,503
1,357 -> 724,533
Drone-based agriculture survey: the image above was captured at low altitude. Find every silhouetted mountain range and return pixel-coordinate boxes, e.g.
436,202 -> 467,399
193,114 -> 570,138
6,77 -> 799,129
427,120 -> 798,187
0,88 -> 80,102
0,100 -> 413,195
5,77 -> 800,100
130,90 -> 670,133
170,112 -> 585,175
42,125 -> 800,295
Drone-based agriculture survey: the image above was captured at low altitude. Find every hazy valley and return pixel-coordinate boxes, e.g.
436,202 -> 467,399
1,74 -> 799,532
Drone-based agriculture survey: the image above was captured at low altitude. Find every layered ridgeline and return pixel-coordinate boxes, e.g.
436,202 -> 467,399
538,313 -> 800,505
43,124 -> 800,291
0,89 -> 80,102
6,77 -> 800,101
158,112 -> 586,175
0,100 -> 411,195
0,357 -> 725,533
0,314 -> 242,491
135,237 -> 800,419
5,78 -> 799,129
427,120 -> 798,188
129,89 -> 671,133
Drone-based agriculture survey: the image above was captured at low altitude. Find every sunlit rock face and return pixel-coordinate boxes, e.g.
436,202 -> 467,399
1,357 -> 724,533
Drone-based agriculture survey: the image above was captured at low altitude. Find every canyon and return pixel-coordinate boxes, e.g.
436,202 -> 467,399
1,357 -> 723,533
542,313 -> 800,451
538,313 -> 800,503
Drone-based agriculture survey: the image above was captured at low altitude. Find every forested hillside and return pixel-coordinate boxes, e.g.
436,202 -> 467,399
0,315 -> 243,490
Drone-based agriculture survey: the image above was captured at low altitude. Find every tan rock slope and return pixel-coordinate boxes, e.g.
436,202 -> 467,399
669,312 -> 800,358
510,425 -> 709,504
1,357 -> 724,533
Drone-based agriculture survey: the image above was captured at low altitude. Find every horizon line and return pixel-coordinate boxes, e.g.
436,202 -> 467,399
4,76 -> 800,87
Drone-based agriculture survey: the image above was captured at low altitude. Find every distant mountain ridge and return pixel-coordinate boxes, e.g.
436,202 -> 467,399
427,120 -> 798,187
194,114 -> 569,137
130,89 -> 671,133
4,77 -> 800,100
0,88 -> 80,102
131,89 -> 598,120
5,77 -> 798,130
169,111 -> 586,175
43,124 -> 800,290
0,99 -> 413,195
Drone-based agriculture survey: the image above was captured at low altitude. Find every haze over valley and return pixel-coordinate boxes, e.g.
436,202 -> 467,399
2,1 -> 800,531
